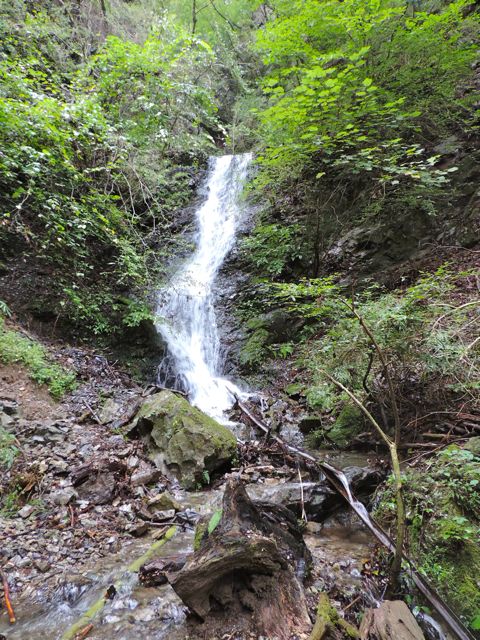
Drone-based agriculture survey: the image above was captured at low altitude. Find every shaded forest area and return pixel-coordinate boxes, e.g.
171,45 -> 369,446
0,1 -> 480,639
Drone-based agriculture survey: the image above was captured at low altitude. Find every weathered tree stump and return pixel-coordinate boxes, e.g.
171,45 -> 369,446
170,475 -> 312,640
360,601 -> 425,640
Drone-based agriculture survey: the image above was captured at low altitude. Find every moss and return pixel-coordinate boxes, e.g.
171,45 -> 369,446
306,404 -> 367,449
130,391 -> 237,489
310,592 -> 359,639
0,319 -> 76,399
193,517 -> 208,551
327,404 -> 366,448
239,327 -> 269,367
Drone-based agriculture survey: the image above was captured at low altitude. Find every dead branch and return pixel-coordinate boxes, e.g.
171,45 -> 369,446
0,569 -> 16,624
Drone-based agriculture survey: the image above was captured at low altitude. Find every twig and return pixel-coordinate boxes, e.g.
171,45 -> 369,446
297,465 -> 307,522
0,569 -> 16,624
69,505 -> 76,528
82,400 -> 101,425
344,594 -> 362,612
432,300 -> 480,330
74,624 -> 94,640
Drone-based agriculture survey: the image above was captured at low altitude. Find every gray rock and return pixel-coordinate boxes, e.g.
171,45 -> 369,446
99,398 -> 123,424
360,600 -> 425,640
18,505 -> 35,519
131,461 -> 161,487
128,391 -> 237,489
76,472 -> 115,505
147,491 -> 182,512
49,487 -> 78,506
126,521 -> 149,537
34,559 -> 51,573
1,401 -> 18,416
247,466 -> 381,521
0,412 -> 13,428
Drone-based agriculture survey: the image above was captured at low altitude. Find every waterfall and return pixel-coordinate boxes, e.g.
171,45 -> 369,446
155,153 -> 251,420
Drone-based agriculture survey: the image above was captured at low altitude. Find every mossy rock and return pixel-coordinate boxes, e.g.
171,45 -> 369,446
464,436 -> 480,457
310,404 -> 367,449
130,391 -> 237,489
240,309 -> 303,369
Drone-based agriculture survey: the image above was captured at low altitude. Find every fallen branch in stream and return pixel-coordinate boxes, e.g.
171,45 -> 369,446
234,396 -> 476,640
0,569 -> 16,624
74,623 -> 94,640
61,526 -> 177,640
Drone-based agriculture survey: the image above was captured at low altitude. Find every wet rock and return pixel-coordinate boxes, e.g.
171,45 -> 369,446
125,521 -> 149,537
171,476 -> 311,640
147,491 -> 182,512
49,487 -> 77,506
299,415 -> 323,435
360,600 -> 425,640
139,555 -> 189,586
247,465 -> 381,521
151,509 -> 175,521
128,390 -> 237,489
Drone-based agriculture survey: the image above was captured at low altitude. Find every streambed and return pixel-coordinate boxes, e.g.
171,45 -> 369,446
2,453 -> 379,640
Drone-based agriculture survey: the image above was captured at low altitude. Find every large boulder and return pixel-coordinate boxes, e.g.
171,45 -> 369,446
128,391 -> 237,489
360,601 -> 425,640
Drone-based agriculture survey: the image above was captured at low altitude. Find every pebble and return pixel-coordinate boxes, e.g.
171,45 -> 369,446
49,487 -> 77,506
18,505 -> 35,519
34,559 -> 51,573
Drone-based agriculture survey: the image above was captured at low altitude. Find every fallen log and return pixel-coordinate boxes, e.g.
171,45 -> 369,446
310,592 -> 359,640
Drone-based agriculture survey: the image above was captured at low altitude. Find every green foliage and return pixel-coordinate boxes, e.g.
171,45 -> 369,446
0,300 -> 11,317
252,0 -> 479,199
0,318 -> 76,398
239,325 -> 270,368
0,427 -> 19,470
0,486 -> 21,518
0,2 -> 224,337
272,267 -> 479,411
374,445 -> 480,623
241,222 -> 303,277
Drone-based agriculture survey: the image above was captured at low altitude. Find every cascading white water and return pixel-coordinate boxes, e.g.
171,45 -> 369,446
155,153 -> 251,420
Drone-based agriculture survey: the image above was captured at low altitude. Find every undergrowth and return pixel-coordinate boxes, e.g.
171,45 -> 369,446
0,427 -> 19,470
0,316 -> 76,399
374,445 -> 480,627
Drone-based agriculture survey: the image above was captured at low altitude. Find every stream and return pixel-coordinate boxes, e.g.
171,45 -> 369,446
1,156 -> 384,640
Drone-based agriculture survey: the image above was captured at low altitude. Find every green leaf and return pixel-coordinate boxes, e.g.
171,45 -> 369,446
207,509 -> 223,535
